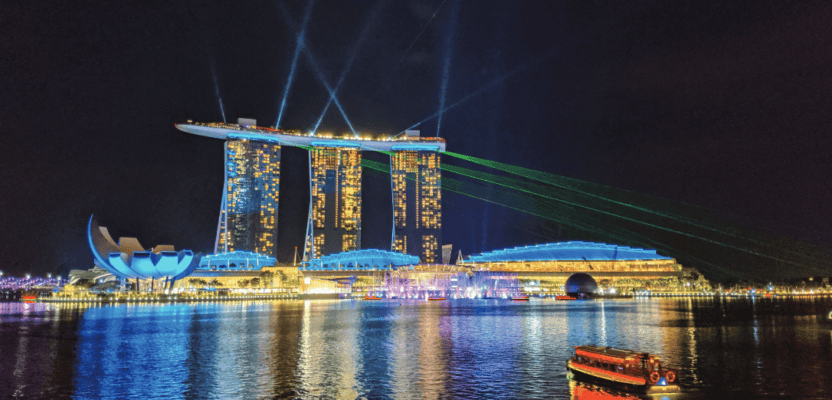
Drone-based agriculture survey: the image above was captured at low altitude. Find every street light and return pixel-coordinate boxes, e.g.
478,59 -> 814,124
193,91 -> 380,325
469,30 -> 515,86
47,273 -> 52,278
26,274 -> 31,279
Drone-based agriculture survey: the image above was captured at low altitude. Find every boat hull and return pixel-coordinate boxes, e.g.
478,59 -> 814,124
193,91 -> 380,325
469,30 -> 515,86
567,360 -> 650,393
567,360 -> 680,395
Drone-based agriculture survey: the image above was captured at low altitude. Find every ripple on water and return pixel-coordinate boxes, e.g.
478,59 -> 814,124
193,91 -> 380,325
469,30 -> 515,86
1,297 -> 832,398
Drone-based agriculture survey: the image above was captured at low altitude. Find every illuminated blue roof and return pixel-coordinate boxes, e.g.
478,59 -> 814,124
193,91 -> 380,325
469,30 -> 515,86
466,241 -> 671,262
87,216 -> 196,280
302,249 -> 420,270
176,123 -> 446,152
197,251 -> 276,270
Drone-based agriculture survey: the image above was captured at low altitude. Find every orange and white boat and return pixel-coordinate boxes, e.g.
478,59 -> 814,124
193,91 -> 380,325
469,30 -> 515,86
566,345 -> 680,394
21,294 -> 38,302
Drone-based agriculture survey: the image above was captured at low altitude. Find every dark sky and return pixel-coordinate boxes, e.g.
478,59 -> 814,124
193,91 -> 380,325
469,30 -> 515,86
2,1 -> 830,280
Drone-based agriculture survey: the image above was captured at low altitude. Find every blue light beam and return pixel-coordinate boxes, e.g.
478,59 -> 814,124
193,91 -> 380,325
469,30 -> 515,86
195,7 -> 227,124
398,35 -> 580,136
209,59 -> 226,123
276,0 -> 315,129
303,48 -> 358,137
436,0 -> 459,137
399,65 -> 523,134
371,0 -> 447,101
311,0 -> 383,135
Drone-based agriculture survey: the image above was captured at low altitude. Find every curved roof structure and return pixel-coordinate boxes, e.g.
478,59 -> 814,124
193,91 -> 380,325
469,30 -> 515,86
198,251 -> 276,270
302,249 -> 420,270
176,122 -> 446,152
465,241 -> 672,263
87,215 -> 196,280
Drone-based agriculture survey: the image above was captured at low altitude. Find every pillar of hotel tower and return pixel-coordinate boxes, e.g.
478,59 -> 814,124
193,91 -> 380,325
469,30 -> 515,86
215,139 -> 281,258
303,147 -> 362,260
390,150 -> 442,263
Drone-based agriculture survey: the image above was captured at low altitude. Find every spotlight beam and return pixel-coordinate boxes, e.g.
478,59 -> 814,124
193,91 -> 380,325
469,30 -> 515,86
276,0 -> 315,129
311,0 -> 383,135
396,27 -> 597,136
371,0 -> 448,101
436,0 -> 459,137
302,47 -> 358,137
398,65 -> 523,135
195,7 -> 226,123
209,59 -> 226,123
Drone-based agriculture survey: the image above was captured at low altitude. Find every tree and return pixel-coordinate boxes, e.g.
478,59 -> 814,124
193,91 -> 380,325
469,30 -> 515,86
189,278 -> 207,288
209,279 -> 222,288
260,271 -> 274,287
250,277 -> 261,287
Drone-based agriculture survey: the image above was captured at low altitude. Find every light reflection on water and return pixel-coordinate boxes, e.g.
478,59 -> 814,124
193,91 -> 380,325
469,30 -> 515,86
1,297 -> 832,398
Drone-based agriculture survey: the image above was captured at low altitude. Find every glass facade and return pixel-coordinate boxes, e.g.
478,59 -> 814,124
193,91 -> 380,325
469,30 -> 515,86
390,151 -> 442,263
303,147 -> 362,260
216,139 -> 281,258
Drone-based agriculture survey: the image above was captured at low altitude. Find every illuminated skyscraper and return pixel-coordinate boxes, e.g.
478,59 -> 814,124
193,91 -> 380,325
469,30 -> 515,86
303,147 -> 362,259
391,150 -> 442,263
177,119 -> 446,264
216,138 -> 281,258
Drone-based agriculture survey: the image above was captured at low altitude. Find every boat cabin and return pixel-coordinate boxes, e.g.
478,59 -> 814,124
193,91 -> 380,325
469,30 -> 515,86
571,345 -> 674,385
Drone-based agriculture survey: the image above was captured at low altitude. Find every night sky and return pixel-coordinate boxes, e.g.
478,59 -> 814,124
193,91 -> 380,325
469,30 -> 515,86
2,1 -> 830,281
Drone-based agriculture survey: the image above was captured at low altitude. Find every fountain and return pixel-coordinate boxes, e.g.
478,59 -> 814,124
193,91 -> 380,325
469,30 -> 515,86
371,270 -> 523,300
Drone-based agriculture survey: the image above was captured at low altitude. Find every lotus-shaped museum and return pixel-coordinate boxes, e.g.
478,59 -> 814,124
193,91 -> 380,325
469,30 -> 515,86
87,215 -> 196,280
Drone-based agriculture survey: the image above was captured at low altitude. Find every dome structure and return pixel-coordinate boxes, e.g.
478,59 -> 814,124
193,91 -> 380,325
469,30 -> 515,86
465,241 -> 671,262
564,273 -> 598,297
87,215 -> 196,280
302,249 -> 420,270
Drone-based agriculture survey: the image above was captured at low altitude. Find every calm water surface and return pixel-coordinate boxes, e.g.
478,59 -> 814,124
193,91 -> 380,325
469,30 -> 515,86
1,297 -> 832,399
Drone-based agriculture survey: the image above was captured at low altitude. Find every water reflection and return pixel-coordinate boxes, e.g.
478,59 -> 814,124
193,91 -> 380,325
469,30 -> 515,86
1,297 -> 831,398
569,379 -> 642,400
0,302 -> 84,398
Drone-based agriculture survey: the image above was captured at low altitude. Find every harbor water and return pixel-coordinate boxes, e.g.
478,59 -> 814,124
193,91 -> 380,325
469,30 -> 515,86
1,297 -> 831,399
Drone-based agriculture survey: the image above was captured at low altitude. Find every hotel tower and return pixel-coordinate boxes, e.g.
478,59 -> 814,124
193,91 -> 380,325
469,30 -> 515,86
176,119 -> 445,264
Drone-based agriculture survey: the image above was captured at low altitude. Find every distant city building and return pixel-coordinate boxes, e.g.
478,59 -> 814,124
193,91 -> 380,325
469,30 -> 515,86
441,244 -> 453,264
391,150 -> 442,263
216,136 -> 281,258
304,147 -> 362,259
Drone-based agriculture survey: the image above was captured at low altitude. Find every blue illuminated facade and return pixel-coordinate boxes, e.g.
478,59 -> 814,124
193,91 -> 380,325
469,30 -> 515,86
303,147 -> 362,260
197,251 -> 276,271
87,216 -> 196,281
301,249 -> 419,270
177,120 -> 449,265
466,241 -> 672,262
217,138 -> 280,258
390,150 -> 442,263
